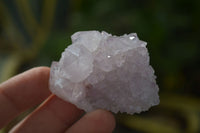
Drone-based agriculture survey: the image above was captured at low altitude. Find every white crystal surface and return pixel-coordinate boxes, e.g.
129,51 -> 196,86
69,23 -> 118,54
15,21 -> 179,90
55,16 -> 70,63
49,31 -> 159,114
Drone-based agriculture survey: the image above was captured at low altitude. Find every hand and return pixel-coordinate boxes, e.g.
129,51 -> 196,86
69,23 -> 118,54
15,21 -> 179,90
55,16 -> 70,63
0,67 -> 115,133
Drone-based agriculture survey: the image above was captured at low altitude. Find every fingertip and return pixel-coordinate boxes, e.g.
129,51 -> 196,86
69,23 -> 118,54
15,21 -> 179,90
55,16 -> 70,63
28,66 -> 51,95
30,67 -> 50,80
66,109 -> 116,133
86,109 -> 116,132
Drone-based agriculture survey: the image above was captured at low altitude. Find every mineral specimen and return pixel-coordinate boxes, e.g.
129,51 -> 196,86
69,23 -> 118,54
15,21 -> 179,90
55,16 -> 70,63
49,31 -> 159,114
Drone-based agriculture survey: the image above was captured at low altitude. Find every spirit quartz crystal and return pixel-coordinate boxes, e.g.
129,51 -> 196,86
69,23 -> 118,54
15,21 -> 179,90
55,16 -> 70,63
49,31 -> 159,114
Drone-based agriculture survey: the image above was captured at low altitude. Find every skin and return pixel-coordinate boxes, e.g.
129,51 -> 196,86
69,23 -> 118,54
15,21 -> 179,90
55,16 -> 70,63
0,67 -> 115,133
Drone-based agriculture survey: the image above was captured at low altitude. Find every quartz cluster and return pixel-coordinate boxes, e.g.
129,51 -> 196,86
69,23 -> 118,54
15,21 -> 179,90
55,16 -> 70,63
49,31 -> 159,114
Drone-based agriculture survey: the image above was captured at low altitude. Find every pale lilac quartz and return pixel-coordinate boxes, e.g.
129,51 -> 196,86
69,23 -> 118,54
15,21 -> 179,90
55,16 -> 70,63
49,31 -> 159,114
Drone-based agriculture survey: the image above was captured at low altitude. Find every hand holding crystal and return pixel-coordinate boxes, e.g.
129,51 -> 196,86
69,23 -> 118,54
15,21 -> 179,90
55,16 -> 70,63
0,67 -> 115,133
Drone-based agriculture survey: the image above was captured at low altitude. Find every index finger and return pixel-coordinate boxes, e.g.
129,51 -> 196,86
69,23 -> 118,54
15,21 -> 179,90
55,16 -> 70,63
0,67 -> 51,128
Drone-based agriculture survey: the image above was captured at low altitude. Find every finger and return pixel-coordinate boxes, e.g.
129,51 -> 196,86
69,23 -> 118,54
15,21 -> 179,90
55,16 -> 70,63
66,110 -> 116,133
10,95 -> 84,133
0,67 -> 51,128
